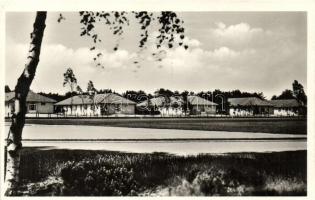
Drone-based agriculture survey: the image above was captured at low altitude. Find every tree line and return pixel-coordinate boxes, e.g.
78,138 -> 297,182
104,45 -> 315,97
271,80 -> 307,105
5,79 -> 307,110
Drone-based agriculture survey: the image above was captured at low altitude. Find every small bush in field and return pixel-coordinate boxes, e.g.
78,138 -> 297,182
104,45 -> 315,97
191,167 -> 251,195
60,155 -> 139,196
153,167 -> 261,196
262,176 -> 306,196
25,176 -> 64,196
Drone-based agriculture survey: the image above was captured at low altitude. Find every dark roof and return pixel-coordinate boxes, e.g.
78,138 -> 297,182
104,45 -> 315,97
55,93 -> 136,106
269,99 -> 300,108
5,91 -> 56,103
55,95 -> 93,105
188,95 -> 217,106
228,97 -> 271,107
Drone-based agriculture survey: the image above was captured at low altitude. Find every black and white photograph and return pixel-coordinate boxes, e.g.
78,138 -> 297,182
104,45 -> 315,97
1,0 -> 314,198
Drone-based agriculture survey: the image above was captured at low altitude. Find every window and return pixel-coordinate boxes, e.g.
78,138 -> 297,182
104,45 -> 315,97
41,102 -> 46,105
115,104 -> 121,112
28,104 -> 37,112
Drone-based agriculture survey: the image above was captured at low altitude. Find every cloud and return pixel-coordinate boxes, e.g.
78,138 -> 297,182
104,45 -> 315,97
209,22 -> 273,50
158,45 -> 254,71
5,25 -> 306,99
211,46 -> 240,59
180,37 -> 201,47
6,37 -> 254,95
212,22 -> 264,39
5,41 -> 136,93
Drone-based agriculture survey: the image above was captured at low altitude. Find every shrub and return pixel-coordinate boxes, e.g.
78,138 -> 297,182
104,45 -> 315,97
18,176 -> 64,196
149,167 -> 261,196
192,167 -> 251,195
60,155 -> 139,196
260,176 -> 306,196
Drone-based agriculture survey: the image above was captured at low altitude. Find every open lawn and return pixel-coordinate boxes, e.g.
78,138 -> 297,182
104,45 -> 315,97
14,117 -> 307,134
17,148 -> 306,196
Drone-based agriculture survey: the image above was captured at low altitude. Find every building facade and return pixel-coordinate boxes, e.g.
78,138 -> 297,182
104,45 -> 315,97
228,97 -> 273,116
55,93 -> 136,116
136,96 -> 184,116
137,95 -> 217,116
187,96 -> 217,115
269,99 -> 302,116
5,91 -> 56,117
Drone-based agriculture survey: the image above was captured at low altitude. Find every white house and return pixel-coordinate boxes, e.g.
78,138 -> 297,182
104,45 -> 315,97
269,99 -> 301,116
187,95 -> 217,115
137,96 -> 184,116
55,93 -> 136,116
137,95 -> 217,116
5,91 -> 56,117
228,97 -> 273,116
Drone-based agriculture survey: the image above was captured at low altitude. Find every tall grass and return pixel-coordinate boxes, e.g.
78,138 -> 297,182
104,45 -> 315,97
18,148 -> 306,196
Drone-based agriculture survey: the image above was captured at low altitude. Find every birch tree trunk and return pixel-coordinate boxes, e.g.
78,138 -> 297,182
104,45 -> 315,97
4,11 -> 47,196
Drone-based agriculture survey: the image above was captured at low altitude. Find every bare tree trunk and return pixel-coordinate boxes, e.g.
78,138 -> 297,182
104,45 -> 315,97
4,11 -> 47,196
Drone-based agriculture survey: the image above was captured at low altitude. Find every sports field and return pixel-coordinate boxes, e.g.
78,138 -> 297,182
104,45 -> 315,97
12,117 -> 307,134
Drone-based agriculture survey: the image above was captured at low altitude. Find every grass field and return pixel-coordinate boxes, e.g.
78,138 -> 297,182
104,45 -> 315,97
16,117 -> 307,134
17,148 -> 306,196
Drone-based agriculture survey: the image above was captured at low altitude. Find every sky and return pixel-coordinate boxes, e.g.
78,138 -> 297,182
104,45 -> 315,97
5,12 -> 307,99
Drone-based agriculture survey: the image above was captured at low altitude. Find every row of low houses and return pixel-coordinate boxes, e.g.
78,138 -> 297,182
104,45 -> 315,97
228,97 -> 304,116
5,91 -> 306,117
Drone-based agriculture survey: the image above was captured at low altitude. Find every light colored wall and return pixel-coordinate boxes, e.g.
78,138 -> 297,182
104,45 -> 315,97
61,104 -> 135,116
5,102 -> 13,117
204,106 -> 217,114
273,108 -> 298,116
191,105 -> 216,115
62,104 -> 101,116
159,107 -> 183,116
105,104 -> 135,115
32,102 -> 54,114
121,104 -> 135,114
229,107 -> 273,116
6,101 -> 54,116
229,108 -> 253,116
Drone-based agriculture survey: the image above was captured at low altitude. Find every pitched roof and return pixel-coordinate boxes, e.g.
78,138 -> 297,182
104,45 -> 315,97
188,95 -> 218,106
5,91 -> 56,103
5,92 -> 15,102
137,96 -> 164,107
137,95 -> 217,107
137,96 -> 184,107
55,95 -> 93,105
269,99 -> 300,108
228,97 -> 271,107
55,93 -> 136,106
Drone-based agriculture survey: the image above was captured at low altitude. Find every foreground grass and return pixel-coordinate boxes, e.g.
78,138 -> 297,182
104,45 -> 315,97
17,148 -> 306,196
19,117 -> 307,134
